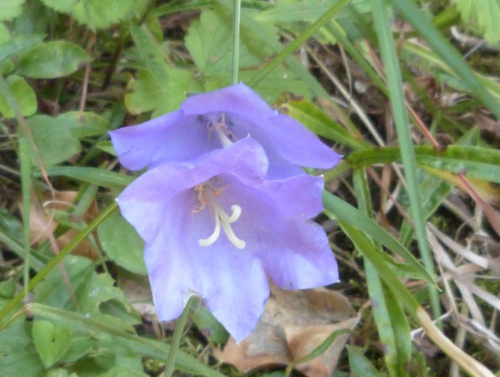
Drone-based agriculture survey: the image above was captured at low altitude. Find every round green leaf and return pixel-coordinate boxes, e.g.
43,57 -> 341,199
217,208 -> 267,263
0,75 -> 37,118
98,211 -> 147,275
19,41 -> 88,78
58,111 -> 113,138
25,115 -> 82,166
0,0 -> 25,21
42,0 -> 138,29
0,23 -> 11,44
32,320 -> 72,368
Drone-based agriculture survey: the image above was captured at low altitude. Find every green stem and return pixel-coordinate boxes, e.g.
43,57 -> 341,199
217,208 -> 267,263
369,0 -> 441,323
231,0 -> 242,85
0,202 -> 118,323
164,296 -> 195,377
18,137 -> 32,297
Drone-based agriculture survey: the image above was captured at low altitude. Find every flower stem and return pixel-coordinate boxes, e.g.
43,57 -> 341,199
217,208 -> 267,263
164,296 -> 195,377
231,0 -> 241,85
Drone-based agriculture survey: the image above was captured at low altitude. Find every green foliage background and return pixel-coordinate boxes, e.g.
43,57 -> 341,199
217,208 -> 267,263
0,0 -> 499,376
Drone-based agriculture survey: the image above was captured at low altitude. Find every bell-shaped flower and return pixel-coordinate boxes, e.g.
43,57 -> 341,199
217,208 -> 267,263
116,138 -> 339,342
109,83 -> 341,179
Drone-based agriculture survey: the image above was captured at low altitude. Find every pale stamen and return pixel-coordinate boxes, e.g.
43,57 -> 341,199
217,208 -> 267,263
213,124 -> 233,147
199,209 -> 221,247
196,183 -> 246,249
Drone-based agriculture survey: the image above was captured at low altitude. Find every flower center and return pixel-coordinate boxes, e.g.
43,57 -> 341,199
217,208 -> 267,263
194,182 -> 246,249
206,113 -> 237,148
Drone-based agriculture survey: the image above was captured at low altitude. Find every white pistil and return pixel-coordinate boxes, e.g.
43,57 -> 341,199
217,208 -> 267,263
213,124 -> 233,147
207,113 -> 237,148
198,200 -> 246,249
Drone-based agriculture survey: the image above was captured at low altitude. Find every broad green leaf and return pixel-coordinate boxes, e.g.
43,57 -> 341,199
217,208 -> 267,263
77,273 -> 141,329
130,24 -> 170,84
0,74 -> 37,117
0,209 -> 23,248
0,23 -> 10,44
240,68 -> 312,104
0,313 -> 45,376
452,0 -> 500,44
102,365 -> 148,377
0,33 -> 44,63
98,211 -> 147,275
57,334 -> 95,365
125,68 -> 202,116
58,111 -> 113,138
32,320 -> 72,368
25,115 -> 82,166
124,69 -> 168,114
0,0 -> 25,21
185,10 -> 263,75
42,0 -> 136,29
256,0 -> 370,23
34,255 -> 94,309
47,369 -> 72,377
40,0 -> 76,12
33,254 -> 139,331
19,40 -> 88,78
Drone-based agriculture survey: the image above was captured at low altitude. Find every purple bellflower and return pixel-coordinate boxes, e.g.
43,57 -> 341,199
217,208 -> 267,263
109,83 -> 341,179
116,138 -> 339,342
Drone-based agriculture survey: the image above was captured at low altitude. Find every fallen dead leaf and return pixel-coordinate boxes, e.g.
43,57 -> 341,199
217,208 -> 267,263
213,283 -> 358,376
25,191 -> 98,259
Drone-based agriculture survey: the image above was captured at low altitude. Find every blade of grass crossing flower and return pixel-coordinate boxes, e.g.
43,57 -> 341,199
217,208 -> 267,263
18,136 -> 32,297
0,203 -> 118,323
389,0 -> 500,119
246,0 -> 351,88
231,0 -> 241,85
368,0 -> 441,323
353,169 -> 411,377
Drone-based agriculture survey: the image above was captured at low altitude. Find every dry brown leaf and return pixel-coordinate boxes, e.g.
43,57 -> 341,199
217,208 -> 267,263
287,319 -> 359,377
213,283 -> 358,376
26,191 -> 98,259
